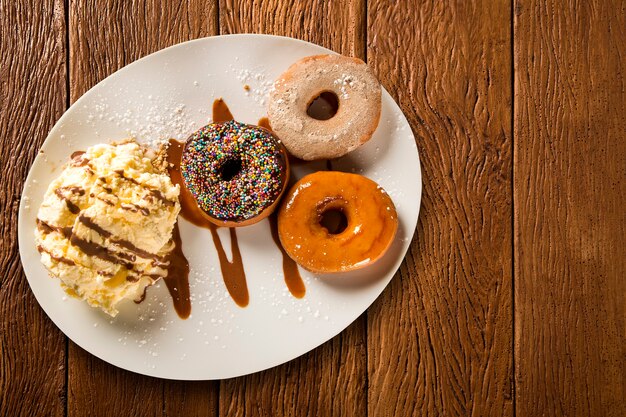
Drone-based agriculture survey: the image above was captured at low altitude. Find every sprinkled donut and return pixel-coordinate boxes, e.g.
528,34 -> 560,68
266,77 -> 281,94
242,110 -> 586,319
277,171 -> 397,273
268,54 -> 382,161
181,121 -> 289,227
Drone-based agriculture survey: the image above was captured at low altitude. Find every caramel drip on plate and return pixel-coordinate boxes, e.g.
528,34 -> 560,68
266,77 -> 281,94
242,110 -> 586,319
162,224 -> 191,318
269,214 -> 305,298
167,138 -> 250,307
257,117 -> 271,131
208,226 -> 249,307
256,112 -> 306,298
212,98 -> 234,122
162,98 -> 308,307
257,115 -> 306,298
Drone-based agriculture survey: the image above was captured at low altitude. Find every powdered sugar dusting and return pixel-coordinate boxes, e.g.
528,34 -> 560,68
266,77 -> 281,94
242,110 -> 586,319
333,73 -> 355,99
82,94 -> 199,147
230,65 -> 274,107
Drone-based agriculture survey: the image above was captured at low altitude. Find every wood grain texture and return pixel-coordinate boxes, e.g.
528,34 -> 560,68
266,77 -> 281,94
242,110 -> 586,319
5,1 -> 626,416
0,1 -> 67,416
219,1 -> 367,416
220,318 -> 366,417
367,1 -> 514,416
67,1 -> 218,416
219,0 -> 365,58
69,0 -> 219,101
514,1 -> 626,415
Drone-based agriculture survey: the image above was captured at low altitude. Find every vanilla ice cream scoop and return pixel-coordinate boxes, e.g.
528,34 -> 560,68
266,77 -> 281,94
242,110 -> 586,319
34,141 -> 180,316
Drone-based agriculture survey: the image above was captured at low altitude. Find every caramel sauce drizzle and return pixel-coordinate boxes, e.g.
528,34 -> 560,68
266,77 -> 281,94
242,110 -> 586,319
257,117 -> 271,131
257,113 -> 306,299
269,214 -> 305,298
37,219 -> 72,239
162,225 -> 191,318
208,226 -> 249,307
167,136 -> 250,307
166,100 -> 253,307
212,98 -> 234,122
38,99 -> 306,318
164,99 -> 306,307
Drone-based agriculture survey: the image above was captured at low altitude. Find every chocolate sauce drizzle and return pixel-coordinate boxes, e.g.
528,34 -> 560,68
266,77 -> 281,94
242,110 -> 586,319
36,157 -> 192,317
36,245 -> 75,266
37,219 -> 72,240
54,187 -> 83,214
75,212 -> 190,318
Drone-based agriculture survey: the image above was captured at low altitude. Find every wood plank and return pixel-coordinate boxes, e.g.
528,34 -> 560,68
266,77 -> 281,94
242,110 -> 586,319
0,1 -> 67,416
367,1 -> 514,415
514,1 -> 626,415
67,1 -> 218,416
220,318 -> 366,417
219,1 -> 368,416
219,0 -> 365,58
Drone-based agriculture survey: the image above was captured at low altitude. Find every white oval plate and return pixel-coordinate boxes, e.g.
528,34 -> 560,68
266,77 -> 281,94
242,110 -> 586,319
18,34 -> 421,380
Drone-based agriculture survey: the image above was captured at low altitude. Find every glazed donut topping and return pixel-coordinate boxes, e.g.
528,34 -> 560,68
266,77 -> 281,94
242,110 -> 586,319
277,171 -> 398,273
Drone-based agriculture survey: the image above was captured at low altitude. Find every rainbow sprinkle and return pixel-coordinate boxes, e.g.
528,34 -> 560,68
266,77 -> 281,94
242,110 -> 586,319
181,121 -> 287,222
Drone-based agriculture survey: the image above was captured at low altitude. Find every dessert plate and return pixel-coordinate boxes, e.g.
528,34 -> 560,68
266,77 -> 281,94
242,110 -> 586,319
18,34 -> 421,380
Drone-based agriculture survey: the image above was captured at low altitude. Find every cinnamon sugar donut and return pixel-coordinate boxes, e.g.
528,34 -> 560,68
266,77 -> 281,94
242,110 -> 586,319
268,55 -> 382,161
277,171 -> 397,273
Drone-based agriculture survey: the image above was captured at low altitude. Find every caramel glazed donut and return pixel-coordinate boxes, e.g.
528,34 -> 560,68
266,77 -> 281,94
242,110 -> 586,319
181,120 -> 289,227
268,54 -> 382,160
278,171 -> 398,273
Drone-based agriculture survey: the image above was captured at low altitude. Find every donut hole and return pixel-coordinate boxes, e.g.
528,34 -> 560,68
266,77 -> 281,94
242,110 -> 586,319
218,158 -> 242,181
319,208 -> 348,234
307,91 -> 339,120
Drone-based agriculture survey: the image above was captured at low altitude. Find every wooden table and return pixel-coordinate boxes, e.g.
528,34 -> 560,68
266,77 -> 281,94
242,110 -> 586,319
1,1 -> 624,416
